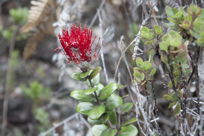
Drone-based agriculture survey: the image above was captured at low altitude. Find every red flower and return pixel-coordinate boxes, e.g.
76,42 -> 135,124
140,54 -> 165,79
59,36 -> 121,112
57,25 -> 100,64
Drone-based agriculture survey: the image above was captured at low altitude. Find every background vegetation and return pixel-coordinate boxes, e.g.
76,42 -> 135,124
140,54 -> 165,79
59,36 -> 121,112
0,0 -> 204,136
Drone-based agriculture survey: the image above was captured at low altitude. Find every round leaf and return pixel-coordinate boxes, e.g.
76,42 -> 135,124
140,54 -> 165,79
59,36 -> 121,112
71,70 -> 92,81
76,102 -> 93,115
166,6 -> 175,17
153,25 -> 163,35
106,93 -> 123,110
90,67 -> 101,79
168,31 -> 182,47
119,125 -> 138,136
92,124 -> 107,136
142,61 -> 152,71
88,104 -> 106,120
99,83 -> 121,100
101,128 -> 117,136
133,69 -> 145,82
159,41 -> 169,52
118,103 -> 133,114
141,26 -> 154,40
108,111 -> 117,125
135,57 -> 143,67
70,90 -> 95,102
83,88 -> 98,95
122,118 -> 137,126
88,114 -> 109,125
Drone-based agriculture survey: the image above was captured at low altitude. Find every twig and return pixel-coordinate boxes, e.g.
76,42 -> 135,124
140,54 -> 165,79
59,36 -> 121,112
194,47 -> 201,136
88,78 -> 100,104
1,26 -> 18,136
114,17 -> 149,80
40,113 -> 79,136
89,0 -> 106,28
98,9 -> 109,83
79,114 -> 92,129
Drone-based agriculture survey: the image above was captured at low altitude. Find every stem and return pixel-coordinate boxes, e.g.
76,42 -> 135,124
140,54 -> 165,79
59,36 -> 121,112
195,47 -> 201,136
195,47 -> 200,114
94,91 -> 100,104
166,56 -> 183,107
108,120 -> 114,129
88,77 -> 100,104
1,26 -> 18,135
118,112 -> 121,129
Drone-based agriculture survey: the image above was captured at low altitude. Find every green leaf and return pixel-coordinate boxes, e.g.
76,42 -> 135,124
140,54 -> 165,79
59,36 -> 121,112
192,17 -> 204,38
34,108 -> 49,126
76,102 -> 93,115
168,101 -> 177,108
167,17 -> 176,24
154,25 -> 163,35
160,30 -> 182,51
166,6 -> 175,17
187,4 -> 201,16
136,57 -> 143,67
99,83 -> 121,100
90,67 -> 101,79
91,73 -> 100,86
150,68 -> 157,76
166,7 -> 185,24
118,103 -> 133,114
119,125 -> 138,136
179,20 -> 191,29
141,26 -> 154,40
88,114 -> 109,125
71,72 -> 82,80
174,9 -> 184,19
133,68 -> 145,82
101,128 -> 117,136
71,70 -> 92,81
108,111 -> 117,125
163,94 -> 174,101
201,9 -> 204,18
159,41 -> 169,52
92,124 -> 107,136
160,53 -> 168,64
174,102 -> 181,115
168,31 -> 182,47
123,118 -> 137,126
80,70 -> 92,78
9,8 -> 28,24
71,88 -> 97,96
196,37 -> 204,47
83,88 -> 98,95
95,83 -> 104,95
70,90 -> 95,102
1,29 -> 13,40
106,93 -> 123,110
128,24 -> 139,39
179,14 -> 192,30
142,61 -> 152,71
144,39 -> 156,45
22,81 -> 51,100
136,57 -> 152,70
88,104 -> 106,120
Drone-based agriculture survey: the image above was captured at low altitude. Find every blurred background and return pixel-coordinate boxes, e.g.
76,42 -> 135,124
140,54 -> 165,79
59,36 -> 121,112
0,0 -> 203,136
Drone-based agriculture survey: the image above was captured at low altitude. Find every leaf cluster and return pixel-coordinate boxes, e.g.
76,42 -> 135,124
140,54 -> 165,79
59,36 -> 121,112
71,67 -> 138,136
135,4 -> 204,114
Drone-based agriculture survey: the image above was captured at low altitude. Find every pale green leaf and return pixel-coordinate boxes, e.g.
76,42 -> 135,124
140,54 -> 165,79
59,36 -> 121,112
92,124 -> 107,136
118,125 -> 138,136
76,102 -> 93,115
101,128 -> 117,136
88,104 -> 106,120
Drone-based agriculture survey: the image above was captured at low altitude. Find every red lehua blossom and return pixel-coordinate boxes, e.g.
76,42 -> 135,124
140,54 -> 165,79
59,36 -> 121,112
57,25 -> 100,64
